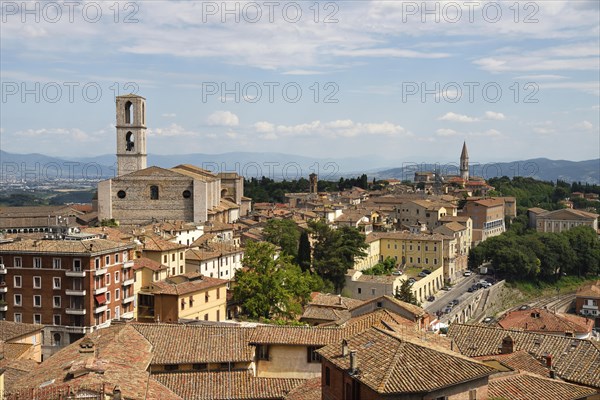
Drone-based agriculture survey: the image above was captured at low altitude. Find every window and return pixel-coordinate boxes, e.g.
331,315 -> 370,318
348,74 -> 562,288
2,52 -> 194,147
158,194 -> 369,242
106,309 -> 111,320
325,367 -> 330,386
53,296 -> 61,308
73,259 -> 82,271
95,258 -> 100,270
257,345 -> 269,360
33,314 -> 42,324
53,277 -> 61,289
179,252 -> 183,260
14,276 -> 22,288
106,291 -> 111,303
105,255 -> 110,265
14,257 -> 22,268
33,276 -> 41,289
163,255 -> 167,263
150,185 -> 159,200
307,346 -> 322,363
14,313 -> 22,323
117,190 -> 126,199
14,294 -> 22,306
115,253 -> 120,263
53,332 -> 61,344
216,309 -> 220,321
53,258 -> 61,269
123,251 -> 128,262
205,293 -> 209,303
204,313 -> 208,320
33,295 -> 41,307
189,296 -> 194,307
371,289 -> 376,295
181,299 -> 186,310
115,271 -> 120,283
33,257 -> 42,268
115,306 -> 120,319
105,273 -> 111,286
171,253 -> 175,262
216,288 -> 220,299
115,288 -> 120,301
358,288 -> 362,294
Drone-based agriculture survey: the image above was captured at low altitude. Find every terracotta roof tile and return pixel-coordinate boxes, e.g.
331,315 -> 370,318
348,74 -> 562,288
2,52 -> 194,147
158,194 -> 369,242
489,371 -> 598,400
0,321 -> 43,342
498,308 -> 594,335
154,371 -> 304,399
284,377 -> 321,400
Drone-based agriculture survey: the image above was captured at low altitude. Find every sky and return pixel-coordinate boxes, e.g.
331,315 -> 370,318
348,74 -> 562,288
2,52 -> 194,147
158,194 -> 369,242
1,0 -> 599,167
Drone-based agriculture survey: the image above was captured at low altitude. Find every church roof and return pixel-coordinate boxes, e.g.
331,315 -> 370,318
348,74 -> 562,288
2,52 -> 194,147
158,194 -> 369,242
171,164 -> 218,182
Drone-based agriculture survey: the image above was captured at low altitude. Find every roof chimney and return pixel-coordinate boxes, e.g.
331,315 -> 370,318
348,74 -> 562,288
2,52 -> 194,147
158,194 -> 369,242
545,354 -> 552,368
349,350 -> 358,374
501,335 -> 514,354
342,340 -> 349,357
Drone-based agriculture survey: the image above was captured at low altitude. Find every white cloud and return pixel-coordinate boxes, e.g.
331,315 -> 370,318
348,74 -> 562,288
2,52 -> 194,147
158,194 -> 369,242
436,128 -> 458,137
253,121 -> 275,133
438,112 -> 478,123
206,111 -> 240,127
161,113 -> 177,118
484,111 -> 506,121
149,123 -> 196,137
573,121 -> 594,131
253,119 -> 411,139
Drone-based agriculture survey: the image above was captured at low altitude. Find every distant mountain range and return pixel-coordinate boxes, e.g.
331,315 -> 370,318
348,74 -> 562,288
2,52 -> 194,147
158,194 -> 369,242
1,150 -> 598,184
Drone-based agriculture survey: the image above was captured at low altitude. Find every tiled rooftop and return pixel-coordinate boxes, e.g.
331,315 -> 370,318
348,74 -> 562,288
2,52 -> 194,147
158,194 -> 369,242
0,320 -> 43,342
488,371 -> 598,400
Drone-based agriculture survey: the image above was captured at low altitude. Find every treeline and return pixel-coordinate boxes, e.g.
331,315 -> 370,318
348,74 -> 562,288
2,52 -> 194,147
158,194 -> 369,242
468,226 -> 600,283
0,190 -> 95,207
243,174 -> 372,203
488,177 -> 600,213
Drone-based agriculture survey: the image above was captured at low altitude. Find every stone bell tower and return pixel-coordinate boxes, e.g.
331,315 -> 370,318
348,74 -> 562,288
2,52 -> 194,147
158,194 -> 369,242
116,94 -> 147,176
460,141 -> 469,182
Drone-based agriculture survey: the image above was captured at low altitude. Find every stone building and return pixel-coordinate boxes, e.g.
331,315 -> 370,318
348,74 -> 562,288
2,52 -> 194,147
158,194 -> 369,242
97,94 -> 250,226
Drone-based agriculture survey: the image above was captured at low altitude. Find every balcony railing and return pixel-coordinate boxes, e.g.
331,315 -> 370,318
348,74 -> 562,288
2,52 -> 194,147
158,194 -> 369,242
66,270 -> 86,277
122,295 -> 135,304
0,305 -> 7,312
94,305 -> 107,314
66,308 -> 87,315
94,268 -> 108,276
0,264 -> 6,275
122,260 -> 134,269
93,287 -> 107,295
122,278 -> 135,286
65,289 -> 87,296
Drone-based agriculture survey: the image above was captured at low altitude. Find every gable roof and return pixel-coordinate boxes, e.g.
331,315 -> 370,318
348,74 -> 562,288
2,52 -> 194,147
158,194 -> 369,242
488,371 -> 598,400
447,324 -> 600,388
318,327 -> 495,394
0,321 -> 43,342
498,308 -> 594,335
537,208 -> 598,221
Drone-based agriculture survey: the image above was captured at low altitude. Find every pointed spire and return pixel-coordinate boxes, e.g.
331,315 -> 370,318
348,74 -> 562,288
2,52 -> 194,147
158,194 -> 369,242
460,141 -> 469,160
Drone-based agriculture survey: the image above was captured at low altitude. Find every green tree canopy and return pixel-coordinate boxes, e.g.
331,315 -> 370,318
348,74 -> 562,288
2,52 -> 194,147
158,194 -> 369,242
233,241 -> 322,320
262,218 -> 301,258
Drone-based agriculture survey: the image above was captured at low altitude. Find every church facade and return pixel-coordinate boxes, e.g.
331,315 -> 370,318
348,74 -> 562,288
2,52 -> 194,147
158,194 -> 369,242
97,94 -> 250,226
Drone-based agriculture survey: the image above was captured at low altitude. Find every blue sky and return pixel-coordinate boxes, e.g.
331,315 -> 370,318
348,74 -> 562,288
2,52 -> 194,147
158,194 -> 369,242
1,0 -> 599,166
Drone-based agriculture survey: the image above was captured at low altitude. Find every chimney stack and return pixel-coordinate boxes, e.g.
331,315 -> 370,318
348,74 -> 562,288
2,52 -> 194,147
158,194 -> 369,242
342,340 -> 349,357
349,350 -> 358,374
545,354 -> 552,368
501,335 -> 514,354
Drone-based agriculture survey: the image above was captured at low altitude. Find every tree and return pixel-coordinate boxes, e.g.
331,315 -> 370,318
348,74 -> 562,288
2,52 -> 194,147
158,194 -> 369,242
263,219 -> 300,258
297,231 -> 311,272
395,280 -> 419,306
309,220 -> 368,292
233,241 -> 322,320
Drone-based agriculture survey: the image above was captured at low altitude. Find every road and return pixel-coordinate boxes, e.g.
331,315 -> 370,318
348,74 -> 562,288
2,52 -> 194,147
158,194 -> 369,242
423,273 -> 488,321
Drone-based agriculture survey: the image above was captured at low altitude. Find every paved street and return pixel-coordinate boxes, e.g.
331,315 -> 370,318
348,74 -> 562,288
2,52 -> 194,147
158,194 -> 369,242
423,273 -> 487,322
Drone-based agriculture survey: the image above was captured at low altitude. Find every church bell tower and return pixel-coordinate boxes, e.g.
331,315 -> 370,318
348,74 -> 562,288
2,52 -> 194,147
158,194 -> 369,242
116,94 -> 147,176
460,141 -> 469,182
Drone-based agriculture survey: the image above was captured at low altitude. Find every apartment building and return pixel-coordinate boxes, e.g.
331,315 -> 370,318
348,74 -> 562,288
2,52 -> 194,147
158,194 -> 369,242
0,235 -> 135,359
462,198 -> 506,245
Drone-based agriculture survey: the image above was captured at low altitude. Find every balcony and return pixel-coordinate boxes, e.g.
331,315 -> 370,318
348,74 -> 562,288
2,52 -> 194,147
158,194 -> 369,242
94,268 -> 108,276
122,295 -> 135,304
0,264 -> 6,274
66,270 -> 86,278
0,304 -> 7,312
93,286 -> 107,295
66,289 -> 87,296
582,303 -> 599,310
66,308 -> 87,315
122,278 -> 134,286
0,284 -> 7,293
123,260 -> 134,269
64,325 -> 88,334
95,305 -> 107,314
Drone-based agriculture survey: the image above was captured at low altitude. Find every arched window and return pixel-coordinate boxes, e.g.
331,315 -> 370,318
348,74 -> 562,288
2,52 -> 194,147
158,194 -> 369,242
125,132 -> 134,151
53,333 -> 61,346
150,185 -> 159,200
125,101 -> 133,124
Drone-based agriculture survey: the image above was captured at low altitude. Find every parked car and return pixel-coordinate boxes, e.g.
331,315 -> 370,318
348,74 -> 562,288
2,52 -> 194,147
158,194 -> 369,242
427,295 -> 435,302
442,286 -> 451,291
418,272 -> 427,277
422,269 -> 432,275
392,270 -> 402,276
470,284 -> 479,291
483,317 -> 493,323
448,301 -> 454,307
463,271 -> 472,277
467,287 -> 474,293
519,304 -> 530,311
485,277 -> 496,284
444,307 -> 452,314
408,278 -> 416,283
452,299 -> 459,306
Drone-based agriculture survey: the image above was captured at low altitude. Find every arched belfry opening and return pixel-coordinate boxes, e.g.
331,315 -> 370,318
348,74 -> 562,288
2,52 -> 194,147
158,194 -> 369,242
150,185 -> 159,200
125,101 -> 133,124
125,132 -> 135,151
